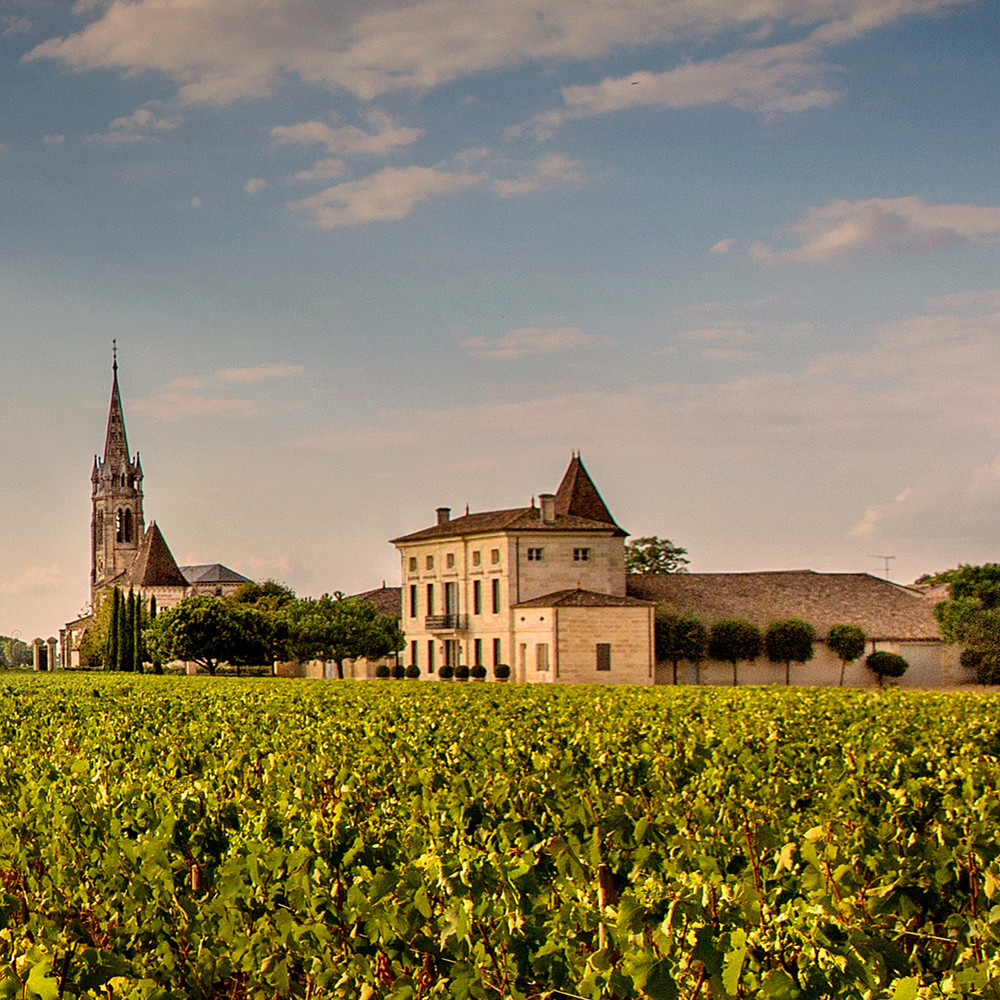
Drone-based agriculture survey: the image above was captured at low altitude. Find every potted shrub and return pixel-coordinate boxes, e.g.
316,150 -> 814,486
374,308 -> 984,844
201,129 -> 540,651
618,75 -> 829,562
391,663 -> 405,679
470,664 -> 487,680
454,664 -> 470,681
438,664 -> 454,680
405,664 -> 420,679
494,663 -> 511,681
375,664 -> 390,679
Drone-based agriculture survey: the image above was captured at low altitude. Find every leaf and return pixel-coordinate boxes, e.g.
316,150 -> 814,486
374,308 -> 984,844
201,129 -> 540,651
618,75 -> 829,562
888,977 -> 919,1000
25,962 -> 59,1000
722,930 -> 747,996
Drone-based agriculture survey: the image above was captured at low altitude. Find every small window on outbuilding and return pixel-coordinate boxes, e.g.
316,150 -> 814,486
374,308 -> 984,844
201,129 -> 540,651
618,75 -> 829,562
596,643 -> 611,672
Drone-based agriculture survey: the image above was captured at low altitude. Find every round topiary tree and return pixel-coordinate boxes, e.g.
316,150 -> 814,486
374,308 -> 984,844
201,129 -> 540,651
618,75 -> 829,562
827,623 -> 867,687
764,618 -> 816,686
708,619 -> 763,686
470,664 -> 487,680
405,664 -> 420,679
866,650 -> 909,687
438,664 -> 454,679
494,663 -> 511,681
375,663 -> 391,679
454,664 -> 470,681
391,663 -> 405,679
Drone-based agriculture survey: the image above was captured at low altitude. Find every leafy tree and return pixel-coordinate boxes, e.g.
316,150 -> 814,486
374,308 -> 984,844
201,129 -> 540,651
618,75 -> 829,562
931,565 -> 1000,685
625,537 -> 690,574
827,623 -> 867,687
708,619 -> 763,686
654,613 -> 707,684
866,649 -> 908,687
146,595 -> 272,675
765,618 -> 816,686
0,637 -> 30,668
284,594 -> 404,680
230,579 -> 296,662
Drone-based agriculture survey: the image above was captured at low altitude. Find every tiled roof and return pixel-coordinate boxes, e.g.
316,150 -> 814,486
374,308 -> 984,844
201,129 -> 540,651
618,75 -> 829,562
127,522 -> 189,589
354,586 -> 402,617
554,454 -> 618,525
515,588 -> 653,609
392,505 -> 625,543
626,570 -> 941,641
180,564 -> 252,585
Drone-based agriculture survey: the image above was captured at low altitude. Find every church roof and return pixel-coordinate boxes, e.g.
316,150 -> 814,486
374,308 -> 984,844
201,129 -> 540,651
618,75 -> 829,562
180,564 -> 252,585
127,522 -> 189,589
102,349 -> 132,467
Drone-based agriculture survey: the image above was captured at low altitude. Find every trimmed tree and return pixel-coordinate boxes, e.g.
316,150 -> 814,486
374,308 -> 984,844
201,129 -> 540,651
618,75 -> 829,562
654,612 -> 707,685
827,623 -> 867,687
765,618 -> 816,686
708,619 -> 763,686
866,650 -> 909,687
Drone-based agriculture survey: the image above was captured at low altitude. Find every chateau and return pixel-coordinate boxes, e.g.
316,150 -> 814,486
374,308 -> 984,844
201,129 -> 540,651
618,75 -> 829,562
60,353 -> 250,667
391,454 -> 655,683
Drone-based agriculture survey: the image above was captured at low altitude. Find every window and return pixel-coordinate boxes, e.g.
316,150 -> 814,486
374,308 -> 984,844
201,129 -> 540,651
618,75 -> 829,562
493,637 -> 502,667
491,548 -> 500,564
491,579 -> 501,615
473,579 -> 482,615
409,585 -> 417,618
427,641 -> 435,674
444,639 -> 460,668
474,638 -> 482,666
425,555 -> 434,571
573,548 -> 590,562
472,551 -> 481,567
536,643 -> 550,672
410,640 -> 418,667
596,643 -> 611,672
409,557 -> 417,572
446,553 -> 455,569
527,548 -> 543,562
445,581 -> 459,615
426,583 -> 435,616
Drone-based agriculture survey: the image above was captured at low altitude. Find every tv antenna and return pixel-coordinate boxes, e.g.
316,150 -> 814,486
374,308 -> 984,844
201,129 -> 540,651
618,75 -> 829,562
870,554 -> 895,580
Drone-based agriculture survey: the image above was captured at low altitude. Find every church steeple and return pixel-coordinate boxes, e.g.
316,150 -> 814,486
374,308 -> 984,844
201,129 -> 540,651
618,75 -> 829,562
91,344 -> 145,598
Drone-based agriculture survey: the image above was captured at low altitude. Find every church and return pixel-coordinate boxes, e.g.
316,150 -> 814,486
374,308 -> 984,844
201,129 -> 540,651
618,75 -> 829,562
60,351 -> 250,667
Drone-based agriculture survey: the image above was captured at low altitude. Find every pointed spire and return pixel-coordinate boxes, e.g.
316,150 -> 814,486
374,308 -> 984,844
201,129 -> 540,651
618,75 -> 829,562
103,341 -> 130,465
553,454 -> 617,525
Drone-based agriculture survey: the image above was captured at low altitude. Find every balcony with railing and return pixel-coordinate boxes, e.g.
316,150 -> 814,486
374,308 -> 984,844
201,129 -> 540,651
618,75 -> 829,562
425,614 -> 468,631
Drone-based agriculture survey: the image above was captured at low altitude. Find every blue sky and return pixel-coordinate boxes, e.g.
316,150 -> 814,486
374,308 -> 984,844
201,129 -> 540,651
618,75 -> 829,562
1,0 -> 998,639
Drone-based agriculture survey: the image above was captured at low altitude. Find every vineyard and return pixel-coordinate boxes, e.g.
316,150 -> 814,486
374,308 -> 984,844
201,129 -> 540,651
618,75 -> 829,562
0,677 -> 997,999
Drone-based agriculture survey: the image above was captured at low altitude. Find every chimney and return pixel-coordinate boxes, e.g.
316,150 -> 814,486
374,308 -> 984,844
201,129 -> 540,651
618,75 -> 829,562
539,493 -> 555,525
436,507 -> 451,525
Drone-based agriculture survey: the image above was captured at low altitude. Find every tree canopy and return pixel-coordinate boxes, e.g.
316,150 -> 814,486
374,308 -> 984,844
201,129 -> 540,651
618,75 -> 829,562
866,650 -> 908,687
764,618 -> 816,685
708,619 -> 762,686
654,613 -> 707,684
625,537 -> 689,574
827,623 -> 867,687
930,564 -> 1000,684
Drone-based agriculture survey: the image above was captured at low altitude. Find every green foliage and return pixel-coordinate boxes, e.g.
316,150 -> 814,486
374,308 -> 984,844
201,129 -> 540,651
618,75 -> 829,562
625,536 -> 690,574
828,623 -> 868,686
0,677 -> 998,999
146,594 -> 272,674
438,664 -> 454,679
933,585 -> 1000,686
946,563 -> 1000,608
0,636 -> 32,668
866,649 -> 909,686
708,618 -> 763,685
470,664 -> 487,679
375,663 -> 391,678
493,663 -> 511,679
654,613 -> 707,684
284,594 -> 405,679
454,664 -> 470,680
405,664 -> 421,679
765,618 -> 816,685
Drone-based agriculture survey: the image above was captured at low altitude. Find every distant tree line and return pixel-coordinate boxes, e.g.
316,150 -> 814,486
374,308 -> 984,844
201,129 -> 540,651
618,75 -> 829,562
0,636 -> 32,669
79,580 -> 404,677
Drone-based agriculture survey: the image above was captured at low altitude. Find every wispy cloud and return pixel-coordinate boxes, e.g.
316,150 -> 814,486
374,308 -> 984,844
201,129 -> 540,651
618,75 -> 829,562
218,363 -> 304,382
272,110 -> 424,156
91,106 -> 184,143
131,392 -> 257,421
462,326 -> 615,359
751,196 -> 1000,263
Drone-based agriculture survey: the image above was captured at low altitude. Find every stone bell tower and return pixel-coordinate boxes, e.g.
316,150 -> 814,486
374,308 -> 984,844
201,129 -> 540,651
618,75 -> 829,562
91,343 -> 145,600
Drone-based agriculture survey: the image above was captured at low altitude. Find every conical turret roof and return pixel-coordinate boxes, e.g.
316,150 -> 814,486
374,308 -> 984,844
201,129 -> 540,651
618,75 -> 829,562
553,453 -> 617,525
127,522 -> 188,589
102,345 -> 131,466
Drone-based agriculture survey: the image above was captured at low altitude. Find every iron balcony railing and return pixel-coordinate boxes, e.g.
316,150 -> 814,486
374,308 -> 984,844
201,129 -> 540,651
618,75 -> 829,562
425,614 -> 468,631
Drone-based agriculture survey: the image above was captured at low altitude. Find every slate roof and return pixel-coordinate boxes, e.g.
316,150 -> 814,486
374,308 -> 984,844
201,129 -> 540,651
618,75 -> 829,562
354,585 -> 402,617
127,522 -> 189,589
626,570 -> 941,642
391,455 -> 626,543
515,588 -> 653,609
180,564 -> 252,585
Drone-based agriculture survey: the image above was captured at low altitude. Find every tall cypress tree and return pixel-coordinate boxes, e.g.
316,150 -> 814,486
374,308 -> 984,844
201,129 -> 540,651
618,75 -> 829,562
133,594 -> 145,673
121,590 -> 135,672
105,588 -> 120,672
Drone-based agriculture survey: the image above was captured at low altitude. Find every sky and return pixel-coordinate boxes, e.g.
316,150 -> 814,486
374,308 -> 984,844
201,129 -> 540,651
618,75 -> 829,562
1,0 -> 998,639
